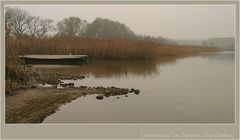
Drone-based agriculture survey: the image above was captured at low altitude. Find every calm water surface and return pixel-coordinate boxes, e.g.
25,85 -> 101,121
37,51 -> 234,123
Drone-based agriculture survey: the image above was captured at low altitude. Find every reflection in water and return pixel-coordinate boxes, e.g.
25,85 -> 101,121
41,51 -> 234,123
33,58 -> 177,78
201,51 -> 235,61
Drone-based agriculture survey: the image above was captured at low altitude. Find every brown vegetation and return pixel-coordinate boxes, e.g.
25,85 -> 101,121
6,36 -> 220,59
5,38 -> 29,96
5,36 -> 221,122
5,36 -> 220,95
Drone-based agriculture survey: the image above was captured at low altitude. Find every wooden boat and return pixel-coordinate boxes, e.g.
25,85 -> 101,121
18,55 -> 88,65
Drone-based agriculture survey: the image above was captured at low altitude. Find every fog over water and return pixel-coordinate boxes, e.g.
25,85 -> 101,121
6,4 -> 235,40
4,4 -> 236,123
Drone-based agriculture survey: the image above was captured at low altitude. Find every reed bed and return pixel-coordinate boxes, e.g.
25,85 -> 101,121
5,36 -> 220,95
5,56 -> 29,96
6,36 -> 220,59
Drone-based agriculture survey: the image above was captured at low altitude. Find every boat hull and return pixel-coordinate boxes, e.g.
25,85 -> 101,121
19,55 -> 88,65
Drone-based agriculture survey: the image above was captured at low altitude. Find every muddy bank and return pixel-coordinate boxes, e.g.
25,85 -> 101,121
6,83 -> 140,123
32,72 -> 87,85
6,67 -> 141,123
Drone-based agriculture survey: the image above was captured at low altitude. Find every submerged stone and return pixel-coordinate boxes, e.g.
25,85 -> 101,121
79,86 -> 87,89
96,95 -> 104,100
134,89 -> 140,95
130,88 -> 135,92
31,85 -> 37,89
60,83 -> 68,87
68,83 -> 74,86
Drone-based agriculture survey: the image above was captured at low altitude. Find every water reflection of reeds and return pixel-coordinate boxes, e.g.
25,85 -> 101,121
33,58 -> 177,78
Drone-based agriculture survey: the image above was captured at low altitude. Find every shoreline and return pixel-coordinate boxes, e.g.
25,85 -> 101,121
5,51 -> 222,123
5,71 -> 140,123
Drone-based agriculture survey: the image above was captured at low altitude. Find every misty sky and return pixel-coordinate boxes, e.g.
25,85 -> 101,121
6,4 -> 236,40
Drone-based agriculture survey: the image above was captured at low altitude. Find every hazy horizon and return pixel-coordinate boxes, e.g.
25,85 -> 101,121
5,4 -> 236,40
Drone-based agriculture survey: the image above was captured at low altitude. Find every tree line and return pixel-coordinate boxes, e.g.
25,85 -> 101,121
5,7 -> 170,44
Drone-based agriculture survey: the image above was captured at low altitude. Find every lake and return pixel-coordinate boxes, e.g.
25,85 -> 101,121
34,51 -> 235,123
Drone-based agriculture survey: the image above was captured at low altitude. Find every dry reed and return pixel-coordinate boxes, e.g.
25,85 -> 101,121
5,36 -> 220,95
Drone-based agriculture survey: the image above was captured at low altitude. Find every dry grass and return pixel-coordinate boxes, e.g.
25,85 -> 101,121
5,65 -> 29,96
5,36 -> 220,95
5,88 -> 82,123
6,36 -> 221,59
5,36 -> 30,95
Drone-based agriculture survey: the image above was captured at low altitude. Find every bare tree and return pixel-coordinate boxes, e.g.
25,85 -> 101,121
5,7 -> 30,37
5,7 -> 54,38
26,16 -> 54,38
38,19 -> 54,38
5,7 -> 12,37
26,16 -> 40,37
5,6 -> 56,62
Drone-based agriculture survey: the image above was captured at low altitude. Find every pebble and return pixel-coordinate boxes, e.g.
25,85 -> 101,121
130,88 -> 135,92
96,95 -> 104,100
134,89 -> 140,95
31,85 -> 37,89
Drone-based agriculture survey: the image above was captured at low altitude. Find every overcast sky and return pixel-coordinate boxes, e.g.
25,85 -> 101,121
6,4 -> 236,40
